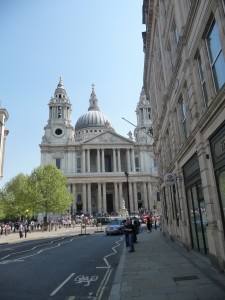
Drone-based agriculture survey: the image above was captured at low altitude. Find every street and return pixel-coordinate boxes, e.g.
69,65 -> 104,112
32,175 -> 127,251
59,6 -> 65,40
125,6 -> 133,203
0,231 -> 123,300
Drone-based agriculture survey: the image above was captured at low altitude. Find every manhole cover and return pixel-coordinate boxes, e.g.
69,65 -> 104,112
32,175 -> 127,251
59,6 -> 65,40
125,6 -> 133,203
173,275 -> 198,281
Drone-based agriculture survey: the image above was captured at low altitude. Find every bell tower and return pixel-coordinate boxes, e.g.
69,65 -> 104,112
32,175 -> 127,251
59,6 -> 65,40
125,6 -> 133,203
134,87 -> 153,144
41,76 -> 74,144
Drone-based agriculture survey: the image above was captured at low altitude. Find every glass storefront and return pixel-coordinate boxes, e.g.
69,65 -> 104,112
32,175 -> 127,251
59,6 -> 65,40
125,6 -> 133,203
210,123 -> 225,237
186,182 -> 208,254
183,154 -> 208,255
217,168 -> 225,224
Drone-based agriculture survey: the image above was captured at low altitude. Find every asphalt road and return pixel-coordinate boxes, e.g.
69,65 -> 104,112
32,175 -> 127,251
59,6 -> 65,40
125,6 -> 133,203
0,232 -> 124,300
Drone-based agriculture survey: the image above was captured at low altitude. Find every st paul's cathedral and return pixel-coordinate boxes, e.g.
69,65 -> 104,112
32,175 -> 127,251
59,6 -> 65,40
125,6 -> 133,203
40,77 -> 158,217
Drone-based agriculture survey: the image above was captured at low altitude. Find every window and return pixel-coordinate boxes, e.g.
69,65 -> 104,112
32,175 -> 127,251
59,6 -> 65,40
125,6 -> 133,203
56,158 -> 61,169
206,20 -> 225,92
196,52 -> 209,106
167,43 -> 174,71
77,157 -> 81,169
137,192 -> 142,201
162,0 -> 167,16
58,106 -> 62,119
174,109 -> 181,147
172,19 -> 179,45
148,108 -> 151,119
135,157 -> 139,171
165,129 -> 172,161
217,168 -> 225,232
180,96 -> 187,139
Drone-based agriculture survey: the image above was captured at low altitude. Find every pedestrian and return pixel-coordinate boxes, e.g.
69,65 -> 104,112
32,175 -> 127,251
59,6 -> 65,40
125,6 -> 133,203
124,219 -> 135,252
154,216 -> 158,230
132,217 -> 139,243
19,222 -> 24,238
124,220 -> 130,247
146,217 -> 152,232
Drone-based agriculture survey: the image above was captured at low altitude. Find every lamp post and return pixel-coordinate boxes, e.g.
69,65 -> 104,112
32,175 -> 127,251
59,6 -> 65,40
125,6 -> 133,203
124,172 -> 130,214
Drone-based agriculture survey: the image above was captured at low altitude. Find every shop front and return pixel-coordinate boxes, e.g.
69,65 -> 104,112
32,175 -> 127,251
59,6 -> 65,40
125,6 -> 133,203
210,122 -> 225,239
183,154 -> 208,255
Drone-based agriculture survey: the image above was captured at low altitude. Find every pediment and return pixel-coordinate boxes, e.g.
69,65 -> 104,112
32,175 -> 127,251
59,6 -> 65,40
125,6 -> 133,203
83,131 -> 134,145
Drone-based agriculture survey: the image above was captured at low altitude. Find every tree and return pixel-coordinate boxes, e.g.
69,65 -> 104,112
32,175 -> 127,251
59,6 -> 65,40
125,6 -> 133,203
0,173 -> 30,220
28,164 -> 72,220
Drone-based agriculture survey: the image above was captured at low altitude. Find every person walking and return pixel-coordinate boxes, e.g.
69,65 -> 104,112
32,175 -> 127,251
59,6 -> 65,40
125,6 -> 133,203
124,219 -> 135,252
146,217 -> 152,232
124,220 -> 130,247
19,222 -> 24,238
132,217 -> 139,243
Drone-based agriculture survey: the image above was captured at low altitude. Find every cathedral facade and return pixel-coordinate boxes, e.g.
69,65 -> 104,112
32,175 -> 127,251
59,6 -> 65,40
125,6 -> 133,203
40,77 -> 158,218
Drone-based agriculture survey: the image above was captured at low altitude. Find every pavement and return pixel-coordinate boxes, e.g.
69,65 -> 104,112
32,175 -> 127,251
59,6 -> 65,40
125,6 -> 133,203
109,228 -> 225,300
1,225 -> 225,300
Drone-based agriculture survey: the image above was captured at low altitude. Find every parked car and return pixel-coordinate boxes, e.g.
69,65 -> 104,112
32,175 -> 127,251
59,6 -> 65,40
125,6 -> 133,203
105,218 -> 126,235
95,217 -> 112,226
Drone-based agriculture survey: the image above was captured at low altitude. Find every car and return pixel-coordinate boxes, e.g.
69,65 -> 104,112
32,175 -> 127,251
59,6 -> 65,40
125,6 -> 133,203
105,218 -> 126,235
95,217 -> 112,226
141,215 -> 150,224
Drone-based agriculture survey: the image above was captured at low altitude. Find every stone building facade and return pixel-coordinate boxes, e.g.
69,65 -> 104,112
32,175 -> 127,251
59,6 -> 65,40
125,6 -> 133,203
40,77 -> 158,219
0,107 -> 9,179
142,0 -> 225,271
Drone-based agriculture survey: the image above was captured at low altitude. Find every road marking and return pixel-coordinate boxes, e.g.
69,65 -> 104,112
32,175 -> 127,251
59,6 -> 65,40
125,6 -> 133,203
74,275 -> 98,286
0,258 -> 24,264
95,268 -> 112,299
0,235 -> 85,262
95,237 -> 122,299
50,273 -> 75,296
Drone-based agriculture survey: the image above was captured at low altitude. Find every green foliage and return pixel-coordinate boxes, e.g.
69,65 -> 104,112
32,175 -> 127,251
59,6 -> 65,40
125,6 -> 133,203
28,164 -> 72,214
0,173 -> 30,220
0,164 -> 72,220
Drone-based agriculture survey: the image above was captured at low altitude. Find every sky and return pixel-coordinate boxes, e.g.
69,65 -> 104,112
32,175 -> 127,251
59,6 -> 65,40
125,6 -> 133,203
0,0 -> 145,188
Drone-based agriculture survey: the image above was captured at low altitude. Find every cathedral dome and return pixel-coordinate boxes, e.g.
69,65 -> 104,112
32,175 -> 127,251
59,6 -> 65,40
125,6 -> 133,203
75,84 -> 113,132
75,110 -> 112,130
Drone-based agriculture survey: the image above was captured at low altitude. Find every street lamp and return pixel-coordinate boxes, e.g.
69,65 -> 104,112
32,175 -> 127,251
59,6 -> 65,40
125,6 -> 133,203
124,172 -> 130,214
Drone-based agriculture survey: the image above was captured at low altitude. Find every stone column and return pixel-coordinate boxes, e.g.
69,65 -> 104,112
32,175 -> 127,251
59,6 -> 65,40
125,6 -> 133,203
101,149 -> 105,173
97,149 -> 100,172
82,149 -> 86,173
126,149 -> 131,172
113,148 -> 116,172
131,149 -> 135,172
74,151 -> 77,174
87,183 -> 92,213
87,149 -> 90,173
143,182 -> 148,210
98,183 -> 102,213
118,149 -> 121,172
82,183 -> 87,213
119,182 -> 123,204
114,182 -> 119,213
74,183 -> 77,213
147,182 -> 153,210
129,182 -> 134,212
103,183 -> 107,213
133,182 -> 138,212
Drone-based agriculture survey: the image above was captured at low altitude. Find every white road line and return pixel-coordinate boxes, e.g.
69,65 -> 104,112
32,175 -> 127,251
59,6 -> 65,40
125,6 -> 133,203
50,273 -> 75,296
95,237 -> 123,299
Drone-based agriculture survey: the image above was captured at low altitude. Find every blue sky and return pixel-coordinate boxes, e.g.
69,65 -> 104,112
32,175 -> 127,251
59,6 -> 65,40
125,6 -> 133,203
0,0 -> 144,187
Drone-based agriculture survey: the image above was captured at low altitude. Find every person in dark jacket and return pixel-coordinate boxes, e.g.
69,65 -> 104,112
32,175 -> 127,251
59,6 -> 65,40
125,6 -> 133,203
146,217 -> 152,232
124,219 -> 135,252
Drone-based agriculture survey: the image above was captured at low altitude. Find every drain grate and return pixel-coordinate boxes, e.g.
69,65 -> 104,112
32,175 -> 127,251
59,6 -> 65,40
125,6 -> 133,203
173,275 -> 198,282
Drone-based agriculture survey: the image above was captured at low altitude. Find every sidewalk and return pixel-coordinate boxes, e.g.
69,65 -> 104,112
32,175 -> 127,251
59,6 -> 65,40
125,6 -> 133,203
0,224 -> 100,244
109,229 -> 225,300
